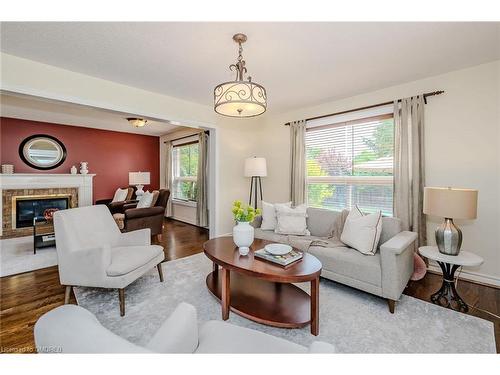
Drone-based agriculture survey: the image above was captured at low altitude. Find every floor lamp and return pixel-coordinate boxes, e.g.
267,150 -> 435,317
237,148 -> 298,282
244,157 -> 267,209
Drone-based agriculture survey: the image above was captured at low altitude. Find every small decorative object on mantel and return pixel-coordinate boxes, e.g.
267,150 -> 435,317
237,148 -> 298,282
1,164 -> 14,174
70,165 -> 77,175
231,200 -> 261,256
423,187 -> 478,256
80,161 -> 89,175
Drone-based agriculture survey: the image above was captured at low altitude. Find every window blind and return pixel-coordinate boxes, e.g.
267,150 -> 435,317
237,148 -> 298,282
305,112 -> 394,216
172,141 -> 199,201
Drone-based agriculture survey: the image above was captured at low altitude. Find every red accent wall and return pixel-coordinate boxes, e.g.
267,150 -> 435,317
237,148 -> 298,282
0,117 -> 160,202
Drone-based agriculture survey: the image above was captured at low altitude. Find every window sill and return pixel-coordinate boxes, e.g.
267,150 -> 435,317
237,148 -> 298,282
172,199 -> 197,208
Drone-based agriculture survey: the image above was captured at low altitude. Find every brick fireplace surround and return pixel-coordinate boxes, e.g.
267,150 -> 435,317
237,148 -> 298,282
0,173 -> 95,239
2,188 -> 78,239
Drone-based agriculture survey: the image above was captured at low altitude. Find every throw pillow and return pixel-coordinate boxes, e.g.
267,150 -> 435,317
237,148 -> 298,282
275,204 -> 310,236
137,191 -> 154,208
340,206 -> 382,255
111,188 -> 128,203
260,201 -> 292,231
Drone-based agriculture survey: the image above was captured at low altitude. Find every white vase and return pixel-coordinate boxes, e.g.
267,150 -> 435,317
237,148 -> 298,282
80,161 -> 89,175
233,221 -> 254,256
70,165 -> 77,175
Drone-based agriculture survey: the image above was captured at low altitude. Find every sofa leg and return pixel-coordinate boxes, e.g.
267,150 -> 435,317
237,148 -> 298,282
64,286 -> 72,304
387,299 -> 396,314
157,264 -> 164,282
119,289 -> 125,317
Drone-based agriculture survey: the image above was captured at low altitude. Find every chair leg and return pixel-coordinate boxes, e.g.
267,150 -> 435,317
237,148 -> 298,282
119,288 -> 125,316
157,263 -> 164,282
64,286 -> 72,304
387,299 -> 396,314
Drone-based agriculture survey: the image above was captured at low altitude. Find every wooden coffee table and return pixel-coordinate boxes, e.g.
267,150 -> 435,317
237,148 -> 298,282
203,237 -> 322,335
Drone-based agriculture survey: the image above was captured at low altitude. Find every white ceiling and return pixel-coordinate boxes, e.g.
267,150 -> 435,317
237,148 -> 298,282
1,22 -> 499,114
0,93 -> 182,136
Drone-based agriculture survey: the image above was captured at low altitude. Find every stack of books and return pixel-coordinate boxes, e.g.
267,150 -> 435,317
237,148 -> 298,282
254,248 -> 303,267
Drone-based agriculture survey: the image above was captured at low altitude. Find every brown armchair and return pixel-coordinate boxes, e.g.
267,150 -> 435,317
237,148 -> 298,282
121,189 -> 170,236
96,186 -> 137,215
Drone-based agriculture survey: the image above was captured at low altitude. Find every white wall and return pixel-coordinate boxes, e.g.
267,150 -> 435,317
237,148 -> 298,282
258,61 -> 500,285
0,53 -> 261,237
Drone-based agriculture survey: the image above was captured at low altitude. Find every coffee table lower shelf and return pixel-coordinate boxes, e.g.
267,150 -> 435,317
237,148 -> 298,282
206,270 -> 312,329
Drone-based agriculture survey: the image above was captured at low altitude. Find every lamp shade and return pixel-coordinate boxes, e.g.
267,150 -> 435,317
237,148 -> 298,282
129,171 -> 150,185
423,187 -> 478,219
244,157 -> 267,177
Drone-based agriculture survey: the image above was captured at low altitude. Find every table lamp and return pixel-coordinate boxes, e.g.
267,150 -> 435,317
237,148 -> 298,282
129,171 -> 150,197
244,157 -> 267,209
423,187 -> 478,256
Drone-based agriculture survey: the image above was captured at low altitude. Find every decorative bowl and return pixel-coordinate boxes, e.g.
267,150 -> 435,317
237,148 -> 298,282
264,243 -> 292,256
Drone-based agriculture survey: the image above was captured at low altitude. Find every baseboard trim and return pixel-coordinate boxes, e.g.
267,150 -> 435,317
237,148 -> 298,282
427,263 -> 500,288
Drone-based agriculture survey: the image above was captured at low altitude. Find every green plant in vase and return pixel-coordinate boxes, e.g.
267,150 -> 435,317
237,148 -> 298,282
231,200 -> 262,255
231,200 -> 262,222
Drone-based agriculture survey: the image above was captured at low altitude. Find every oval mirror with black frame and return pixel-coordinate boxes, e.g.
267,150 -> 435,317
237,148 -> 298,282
19,134 -> 67,170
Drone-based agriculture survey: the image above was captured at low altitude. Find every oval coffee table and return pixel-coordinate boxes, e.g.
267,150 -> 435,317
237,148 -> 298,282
203,237 -> 322,335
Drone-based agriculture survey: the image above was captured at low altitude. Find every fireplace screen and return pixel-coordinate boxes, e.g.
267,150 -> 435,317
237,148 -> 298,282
15,196 -> 69,228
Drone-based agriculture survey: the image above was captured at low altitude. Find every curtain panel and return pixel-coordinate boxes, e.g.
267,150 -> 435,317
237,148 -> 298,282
290,120 -> 307,206
164,141 -> 173,217
196,132 -> 209,227
393,95 -> 427,246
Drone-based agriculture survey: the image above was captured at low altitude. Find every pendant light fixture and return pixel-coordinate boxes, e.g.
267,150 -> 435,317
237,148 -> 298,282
214,33 -> 267,118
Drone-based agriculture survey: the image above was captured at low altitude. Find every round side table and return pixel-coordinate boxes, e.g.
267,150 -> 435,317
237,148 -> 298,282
418,246 -> 483,313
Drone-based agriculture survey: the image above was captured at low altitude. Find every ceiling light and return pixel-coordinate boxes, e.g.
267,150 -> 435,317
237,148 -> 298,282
127,118 -> 148,127
214,33 -> 267,118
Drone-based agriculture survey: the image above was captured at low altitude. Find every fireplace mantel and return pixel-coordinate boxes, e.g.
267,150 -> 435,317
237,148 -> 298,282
0,173 -> 95,237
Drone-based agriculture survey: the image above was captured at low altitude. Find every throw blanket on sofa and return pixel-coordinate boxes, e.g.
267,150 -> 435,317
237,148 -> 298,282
287,209 -> 350,252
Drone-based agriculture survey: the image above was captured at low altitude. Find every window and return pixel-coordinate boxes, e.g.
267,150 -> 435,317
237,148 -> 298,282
172,141 -> 199,201
305,110 -> 394,216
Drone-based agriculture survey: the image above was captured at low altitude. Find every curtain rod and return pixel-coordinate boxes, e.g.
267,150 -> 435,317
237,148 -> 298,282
163,130 -> 209,143
283,90 -> 444,126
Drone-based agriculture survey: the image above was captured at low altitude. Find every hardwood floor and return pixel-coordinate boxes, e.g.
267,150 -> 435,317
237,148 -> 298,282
0,218 -> 208,353
1,219 -> 498,353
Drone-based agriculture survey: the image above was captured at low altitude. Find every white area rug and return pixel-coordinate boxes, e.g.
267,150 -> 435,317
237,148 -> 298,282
0,236 -> 57,277
73,253 -> 495,353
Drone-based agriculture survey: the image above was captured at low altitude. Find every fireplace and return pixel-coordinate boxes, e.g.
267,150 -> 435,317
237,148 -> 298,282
13,194 -> 71,229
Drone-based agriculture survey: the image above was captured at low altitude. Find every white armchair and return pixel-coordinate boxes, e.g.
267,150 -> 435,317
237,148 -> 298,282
34,303 -> 336,353
53,205 -> 165,316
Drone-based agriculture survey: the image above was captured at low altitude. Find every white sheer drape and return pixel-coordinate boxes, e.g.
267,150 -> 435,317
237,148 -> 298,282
394,95 -> 427,246
196,132 -> 209,227
164,141 -> 173,217
290,120 -> 307,206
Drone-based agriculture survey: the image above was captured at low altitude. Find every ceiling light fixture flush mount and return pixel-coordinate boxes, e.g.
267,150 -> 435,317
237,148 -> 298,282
127,118 -> 148,128
214,33 -> 267,118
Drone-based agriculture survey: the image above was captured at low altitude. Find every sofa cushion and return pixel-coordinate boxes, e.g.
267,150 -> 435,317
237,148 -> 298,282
307,245 -> 382,287
379,217 -> 402,246
107,245 -> 163,276
306,207 -> 339,237
197,320 -> 307,353
340,206 -> 382,255
275,204 -> 310,235
254,228 -> 289,244
112,188 -> 129,203
137,191 -> 154,208
260,201 -> 291,231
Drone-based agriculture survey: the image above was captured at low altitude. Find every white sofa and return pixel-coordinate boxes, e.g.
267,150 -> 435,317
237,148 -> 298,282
254,207 -> 417,313
34,303 -> 335,353
53,205 -> 165,316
